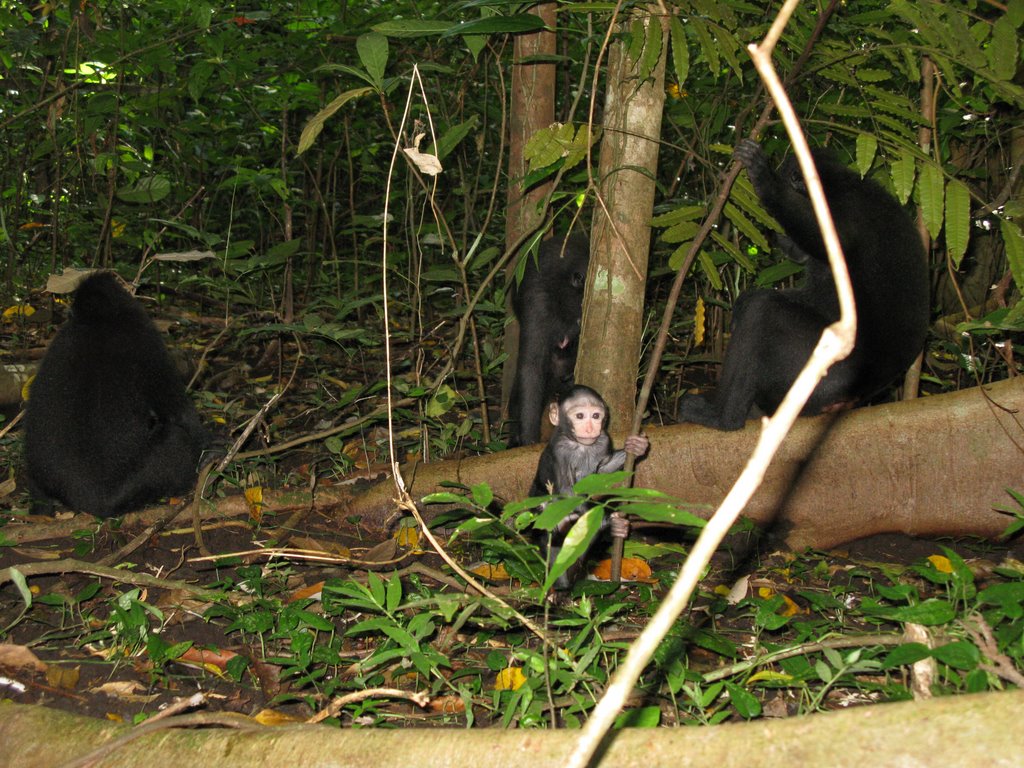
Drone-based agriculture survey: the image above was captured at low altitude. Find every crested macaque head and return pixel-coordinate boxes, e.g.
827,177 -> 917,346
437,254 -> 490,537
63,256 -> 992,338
548,385 -> 608,446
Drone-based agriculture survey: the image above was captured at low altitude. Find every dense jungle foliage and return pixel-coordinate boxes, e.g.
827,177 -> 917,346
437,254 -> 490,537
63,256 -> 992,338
0,0 -> 1022,736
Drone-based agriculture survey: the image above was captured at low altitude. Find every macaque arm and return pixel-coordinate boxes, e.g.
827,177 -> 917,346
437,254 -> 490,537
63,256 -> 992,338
623,434 -> 649,457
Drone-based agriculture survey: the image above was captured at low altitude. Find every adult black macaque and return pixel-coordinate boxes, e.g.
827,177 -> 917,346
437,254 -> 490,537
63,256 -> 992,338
508,233 -> 589,446
678,139 -> 929,430
530,385 -> 649,589
25,272 -> 210,518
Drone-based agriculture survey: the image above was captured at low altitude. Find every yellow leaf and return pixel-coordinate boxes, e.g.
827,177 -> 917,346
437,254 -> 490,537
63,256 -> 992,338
494,667 -> 527,691
395,525 -> 420,549
2,304 -> 35,320
928,555 -> 953,573
254,709 -> 302,726
470,563 -> 510,581
779,593 -> 804,617
748,670 -> 794,684
693,297 -> 706,347
758,586 -> 775,599
244,486 -> 264,522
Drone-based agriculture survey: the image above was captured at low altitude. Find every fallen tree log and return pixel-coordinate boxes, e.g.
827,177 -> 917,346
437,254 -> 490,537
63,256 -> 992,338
2,690 -> 1022,768
7,380 -> 1020,551
345,378 -> 1024,549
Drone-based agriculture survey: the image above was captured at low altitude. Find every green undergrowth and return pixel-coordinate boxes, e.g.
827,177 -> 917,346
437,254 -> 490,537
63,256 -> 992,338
2,484 -> 1022,728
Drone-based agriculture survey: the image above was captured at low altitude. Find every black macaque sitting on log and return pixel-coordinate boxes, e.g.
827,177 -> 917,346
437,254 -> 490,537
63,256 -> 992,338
530,385 -> 649,590
25,272 -> 210,518
678,139 -> 929,430
508,233 -> 589,446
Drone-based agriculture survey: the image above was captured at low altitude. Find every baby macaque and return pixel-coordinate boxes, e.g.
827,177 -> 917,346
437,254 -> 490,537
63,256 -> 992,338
529,385 -> 649,589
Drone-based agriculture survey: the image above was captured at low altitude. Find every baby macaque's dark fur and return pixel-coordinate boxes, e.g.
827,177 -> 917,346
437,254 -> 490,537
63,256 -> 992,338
530,385 -> 649,589
509,234 -> 589,446
679,139 -> 929,430
25,272 -> 209,517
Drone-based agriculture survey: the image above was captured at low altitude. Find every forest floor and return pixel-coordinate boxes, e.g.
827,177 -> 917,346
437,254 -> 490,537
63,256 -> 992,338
1,502 -> 1021,728
1,287 -> 1022,730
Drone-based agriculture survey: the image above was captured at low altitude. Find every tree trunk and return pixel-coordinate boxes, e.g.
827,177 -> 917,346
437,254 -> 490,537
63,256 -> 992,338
578,8 -> 667,436
4,690 -> 1022,767
500,4 -> 557,417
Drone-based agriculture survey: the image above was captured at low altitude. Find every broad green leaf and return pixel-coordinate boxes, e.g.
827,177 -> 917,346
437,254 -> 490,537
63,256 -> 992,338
695,249 -> 722,290
470,482 -> 493,509
881,642 -> 931,668
638,15 -> 663,82
544,506 -> 603,591
891,149 -> 916,205
918,160 -> 945,240
116,176 -> 170,204
855,133 -> 877,177
724,202 -> 771,254
297,87 -> 374,154
724,682 -> 761,719
356,32 -> 388,88
432,116 -> 480,162
944,179 -> 971,268
931,640 -> 980,670
627,19 -> 646,65
372,20 -> 455,38
385,573 -> 402,613
440,14 -> 546,38
689,18 -> 719,77
999,219 -> 1024,290
668,15 -> 690,86
988,17 -> 1018,80
652,205 -> 704,227
534,496 -> 585,530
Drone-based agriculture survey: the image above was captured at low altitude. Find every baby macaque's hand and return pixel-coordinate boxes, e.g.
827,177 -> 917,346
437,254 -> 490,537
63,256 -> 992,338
623,434 -> 649,457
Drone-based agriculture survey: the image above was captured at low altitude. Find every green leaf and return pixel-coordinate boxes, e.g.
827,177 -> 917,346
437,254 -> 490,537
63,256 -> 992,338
944,179 -> 971,268
689,18 -> 719,77
931,640 -> 980,670
440,14 -> 547,39
668,15 -> 690,85
614,706 -> 661,728
8,568 -> 31,607
724,681 -> 761,719
999,219 -> 1024,291
881,642 -> 931,668
372,20 -> 453,38
385,573 -> 402,614
891,149 -> 917,205
638,15 -> 663,82
356,32 -> 388,89
470,482 -> 493,509
627,19 -> 646,66
988,17 -> 1018,80
918,160 -> 945,240
855,133 -> 877,177
544,506 -> 603,591
116,176 -> 171,204
534,497 -> 585,530
431,115 -> 480,162
297,87 -> 374,155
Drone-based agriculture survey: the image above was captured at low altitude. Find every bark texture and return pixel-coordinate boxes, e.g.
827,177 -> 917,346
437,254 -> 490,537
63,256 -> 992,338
578,10 -> 667,435
3,690 -> 1022,768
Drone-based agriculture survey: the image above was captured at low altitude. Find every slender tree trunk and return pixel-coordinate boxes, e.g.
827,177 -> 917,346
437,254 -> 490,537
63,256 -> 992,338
577,8 -> 667,435
500,4 -> 557,419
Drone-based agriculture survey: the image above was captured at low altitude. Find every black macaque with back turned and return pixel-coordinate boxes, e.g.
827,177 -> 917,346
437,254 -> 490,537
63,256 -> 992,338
508,233 -> 589,447
678,139 -> 930,430
25,272 -> 210,518
530,385 -> 649,590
